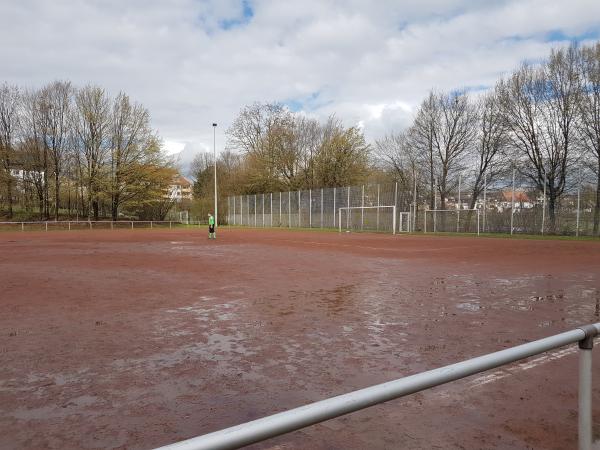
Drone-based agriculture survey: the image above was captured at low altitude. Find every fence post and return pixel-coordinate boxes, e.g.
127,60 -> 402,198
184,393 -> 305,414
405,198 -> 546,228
262,193 -> 265,227
333,187 -> 336,229
279,192 -> 281,227
270,192 -> 273,227
477,209 -> 480,237
456,173 -> 462,233
434,184 -> 438,233
542,169 -> 547,235
321,188 -> 324,228
394,181 -> 398,232
424,207 -> 427,233
170,221 -> 172,229
347,186 -> 350,229
310,189 -> 315,228
21,222 -> 24,232
90,221 -> 92,230
511,166 -> 515,235
377,184 -> 380,231
151,221 -> 153,229
576,167 -> 582,237
45,222 -> 48,232
361,185 -> 364,231
131,221 -> 134,229
110,221 -> 113,230
410,174 -> 417,232
483,172 -> 487,233
578,326 -> 596,450
288,191 -> 291,228
298,190 -> 301,228
254,194 -> 257,227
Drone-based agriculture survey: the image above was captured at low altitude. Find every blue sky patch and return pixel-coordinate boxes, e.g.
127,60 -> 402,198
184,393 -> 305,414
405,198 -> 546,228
219,0 -> 254,30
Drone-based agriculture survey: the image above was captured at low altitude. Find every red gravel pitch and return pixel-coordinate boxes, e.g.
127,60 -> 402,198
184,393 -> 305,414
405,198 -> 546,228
1,228 -> 599,450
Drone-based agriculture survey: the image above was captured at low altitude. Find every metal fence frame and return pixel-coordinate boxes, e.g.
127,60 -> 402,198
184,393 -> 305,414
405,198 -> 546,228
227,170 -> 600,237
156,323 -> 599,450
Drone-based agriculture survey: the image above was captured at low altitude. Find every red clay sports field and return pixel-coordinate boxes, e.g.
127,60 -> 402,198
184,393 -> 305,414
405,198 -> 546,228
1,228 -> 599,449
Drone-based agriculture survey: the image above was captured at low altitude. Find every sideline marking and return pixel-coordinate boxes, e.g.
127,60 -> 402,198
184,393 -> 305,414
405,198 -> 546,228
468,347 -> 577,388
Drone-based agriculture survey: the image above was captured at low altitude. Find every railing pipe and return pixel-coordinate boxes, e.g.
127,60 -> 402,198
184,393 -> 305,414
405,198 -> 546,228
155,324 -> 598,450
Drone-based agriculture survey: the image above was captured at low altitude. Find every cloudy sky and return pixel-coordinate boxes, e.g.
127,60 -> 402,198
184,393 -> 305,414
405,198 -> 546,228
1,0 -> 600,173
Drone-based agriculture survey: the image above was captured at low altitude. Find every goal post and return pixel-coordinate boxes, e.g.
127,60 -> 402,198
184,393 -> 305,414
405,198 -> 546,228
339,206 -> 397,234
424,208 -> 480,235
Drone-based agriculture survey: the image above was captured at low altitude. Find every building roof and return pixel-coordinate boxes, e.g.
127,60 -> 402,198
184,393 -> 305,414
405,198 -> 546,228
502,190 -> 531,203
172,175 -> 192,188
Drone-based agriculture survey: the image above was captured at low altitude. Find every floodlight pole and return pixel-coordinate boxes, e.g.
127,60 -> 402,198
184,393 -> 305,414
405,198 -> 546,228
212,123 -> 218,227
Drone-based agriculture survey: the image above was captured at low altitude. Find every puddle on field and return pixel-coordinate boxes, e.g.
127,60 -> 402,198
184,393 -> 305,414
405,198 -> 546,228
456,302 -> 481,311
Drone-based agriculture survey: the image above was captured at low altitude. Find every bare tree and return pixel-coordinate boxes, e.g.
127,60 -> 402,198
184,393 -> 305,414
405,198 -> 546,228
0,83 -> 20,218
39,81 -> 73,220
498,45 -> 581,232
374,131 -> 420,191
578,42 -> 600,235
431,91 -> 478,210
72,85 -> 110,220
410,92 -> 439,209
468,92 -> 508,208
109,92 -> 157,220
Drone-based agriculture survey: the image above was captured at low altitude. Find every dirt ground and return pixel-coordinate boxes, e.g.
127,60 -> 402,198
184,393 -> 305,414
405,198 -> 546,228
1,228 -> 600,450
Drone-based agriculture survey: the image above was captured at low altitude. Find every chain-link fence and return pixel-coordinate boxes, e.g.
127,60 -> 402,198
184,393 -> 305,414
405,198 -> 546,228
226,170 -> 599,236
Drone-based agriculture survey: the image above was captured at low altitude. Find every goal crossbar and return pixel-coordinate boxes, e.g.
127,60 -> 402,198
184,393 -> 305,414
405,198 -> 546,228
338,205 -> 396,235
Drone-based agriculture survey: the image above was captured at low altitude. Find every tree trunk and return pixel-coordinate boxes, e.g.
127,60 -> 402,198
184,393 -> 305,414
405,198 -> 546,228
92,198 -> 99,221
6,170 -> 13,219
112,192 -> 119,221
54,172 -> 60,221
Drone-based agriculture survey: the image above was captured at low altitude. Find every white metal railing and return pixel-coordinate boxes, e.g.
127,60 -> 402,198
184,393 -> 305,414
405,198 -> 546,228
0,220 -> 183,231
155,323 -> 599,450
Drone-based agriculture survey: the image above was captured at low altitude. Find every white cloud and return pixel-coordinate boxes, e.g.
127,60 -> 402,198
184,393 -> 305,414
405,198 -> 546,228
1,0 -> 599,173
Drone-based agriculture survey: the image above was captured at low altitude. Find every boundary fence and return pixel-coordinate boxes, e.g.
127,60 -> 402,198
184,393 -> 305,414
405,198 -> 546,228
156,323 -> 599,450
0,220 -> 182,232
227,171 -> 600,236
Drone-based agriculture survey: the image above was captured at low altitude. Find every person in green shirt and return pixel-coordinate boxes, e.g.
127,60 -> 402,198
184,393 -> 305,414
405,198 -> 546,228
208,213 -> 216,239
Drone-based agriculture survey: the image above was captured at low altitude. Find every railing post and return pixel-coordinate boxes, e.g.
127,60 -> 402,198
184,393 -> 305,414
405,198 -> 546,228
45,222 -> 48,232
21,222 -> 24,232
151,221 -> 153,229
578,325 -> 597,450
170,221 -> 172,229
131,221 -> 134,229
69,222 -> 71,231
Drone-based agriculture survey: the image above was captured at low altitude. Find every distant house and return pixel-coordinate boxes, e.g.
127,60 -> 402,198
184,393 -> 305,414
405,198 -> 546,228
496,190 -> 534,211
168,175 -> 193,202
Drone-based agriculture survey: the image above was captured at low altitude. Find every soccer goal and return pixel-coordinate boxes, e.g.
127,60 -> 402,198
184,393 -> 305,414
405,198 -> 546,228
424,208 -> 480,235
398,211 -> 411,233
338,206 -> 397,234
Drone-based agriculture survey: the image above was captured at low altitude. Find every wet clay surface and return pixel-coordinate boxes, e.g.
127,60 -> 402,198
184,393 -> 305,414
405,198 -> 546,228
1,228 -> 600,449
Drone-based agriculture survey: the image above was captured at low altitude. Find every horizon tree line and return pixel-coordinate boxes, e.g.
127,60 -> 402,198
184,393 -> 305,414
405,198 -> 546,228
0,81 -> 176,221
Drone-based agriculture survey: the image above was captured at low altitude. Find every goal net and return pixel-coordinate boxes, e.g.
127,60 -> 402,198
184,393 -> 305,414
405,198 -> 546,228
424,209 -> 480,234
338,206 -> 397,234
